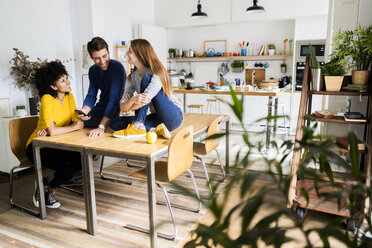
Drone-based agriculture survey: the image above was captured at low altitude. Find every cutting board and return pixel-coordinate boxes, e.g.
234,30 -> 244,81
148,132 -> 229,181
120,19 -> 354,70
245,69 -> 265,85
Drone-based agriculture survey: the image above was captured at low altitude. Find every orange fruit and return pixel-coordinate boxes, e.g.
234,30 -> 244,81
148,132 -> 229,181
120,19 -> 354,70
146,131 -> 157,144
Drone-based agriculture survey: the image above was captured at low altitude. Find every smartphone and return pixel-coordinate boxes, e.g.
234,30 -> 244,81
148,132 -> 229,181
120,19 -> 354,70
75,109 -> 88,116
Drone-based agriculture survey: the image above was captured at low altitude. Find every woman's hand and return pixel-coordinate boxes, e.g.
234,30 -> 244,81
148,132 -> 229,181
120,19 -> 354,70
132,93 -> 151,106
72,120 -> 84,130
37,129 -> 47,136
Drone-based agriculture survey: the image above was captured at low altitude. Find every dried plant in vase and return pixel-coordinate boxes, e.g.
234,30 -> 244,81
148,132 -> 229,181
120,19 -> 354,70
9,48 -> 48,96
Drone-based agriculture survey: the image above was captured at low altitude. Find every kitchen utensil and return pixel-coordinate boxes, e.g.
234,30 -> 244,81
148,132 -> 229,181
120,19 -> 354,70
222,52 -> 232,57
289,39 -> 293,55
283,39 -> 288,55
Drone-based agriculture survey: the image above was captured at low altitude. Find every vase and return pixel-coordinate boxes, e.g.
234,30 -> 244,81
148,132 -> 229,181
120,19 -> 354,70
281,67 -> 287,73
268,49 -> 275,55
29,97 -> 39,115
352,70 -> 370,85
311,69 -> 323,91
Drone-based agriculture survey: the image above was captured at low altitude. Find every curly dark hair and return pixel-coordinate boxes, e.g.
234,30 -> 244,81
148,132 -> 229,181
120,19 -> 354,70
35,60 -> 69,98
87,37 -> 109,57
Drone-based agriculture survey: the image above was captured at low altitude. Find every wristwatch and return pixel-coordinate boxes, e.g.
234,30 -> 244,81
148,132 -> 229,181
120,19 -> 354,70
98,124 -> 105,131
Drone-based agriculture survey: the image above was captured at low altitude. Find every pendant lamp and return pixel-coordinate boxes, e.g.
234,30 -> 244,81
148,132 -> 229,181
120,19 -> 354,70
246,0 -> 265,14
191,0 -> 208,19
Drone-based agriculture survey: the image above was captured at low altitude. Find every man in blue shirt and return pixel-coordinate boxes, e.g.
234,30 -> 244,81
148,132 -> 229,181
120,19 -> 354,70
78,37 -> 126,137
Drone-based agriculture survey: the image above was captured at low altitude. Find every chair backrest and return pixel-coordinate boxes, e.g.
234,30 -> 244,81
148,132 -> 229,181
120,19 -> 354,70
167,126 -> 194,181
9,116 -> 39,166
205,116 -> 224,153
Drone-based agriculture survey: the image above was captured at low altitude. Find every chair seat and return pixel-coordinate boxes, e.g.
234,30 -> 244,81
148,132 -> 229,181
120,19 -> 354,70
187,104 -> 204,109
130,161 -> 170,184
206,98 -> 217,102
193,142 -> 209,156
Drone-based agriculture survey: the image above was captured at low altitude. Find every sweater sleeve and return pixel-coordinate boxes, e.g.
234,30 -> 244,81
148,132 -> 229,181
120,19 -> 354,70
144,74 -> 162,100
103,63 -> 126,119
83,68 -> 98,109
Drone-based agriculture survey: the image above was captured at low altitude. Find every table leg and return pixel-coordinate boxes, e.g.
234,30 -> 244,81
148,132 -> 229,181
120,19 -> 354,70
183,93 -> 186,112
147,158 -> 157,248
266,96 -> 273,150
273,97 -> 278,137
225,120 -> 230,174
33,144 -> 46,219
83,153 -> 97,235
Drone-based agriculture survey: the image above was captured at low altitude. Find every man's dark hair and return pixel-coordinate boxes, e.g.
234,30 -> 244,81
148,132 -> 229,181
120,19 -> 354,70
87,37 -> 109,57
35,60 -> 68,98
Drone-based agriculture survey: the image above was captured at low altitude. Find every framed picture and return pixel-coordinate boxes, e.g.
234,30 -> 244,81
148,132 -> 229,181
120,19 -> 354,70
115,45 -> 128,62
203,40 -> 227,54
0,97 -> 13,117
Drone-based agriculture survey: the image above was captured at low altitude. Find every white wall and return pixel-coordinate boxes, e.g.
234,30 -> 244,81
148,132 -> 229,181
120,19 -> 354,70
155,0 -> 329,28
359,0 -> 372,26
0,0 -> 156,114
0,0 -> 76,114
294,15 -> 328,40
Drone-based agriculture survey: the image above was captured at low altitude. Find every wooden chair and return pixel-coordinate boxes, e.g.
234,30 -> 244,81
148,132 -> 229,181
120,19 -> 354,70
9,116 -> 39,216
9,117 -> 83,216
126,126 -> 200,240
193,115 -> 226,192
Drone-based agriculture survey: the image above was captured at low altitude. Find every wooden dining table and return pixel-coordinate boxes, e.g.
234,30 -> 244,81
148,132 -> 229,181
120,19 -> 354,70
32,113 -> 230,248
174,87 -> 284,150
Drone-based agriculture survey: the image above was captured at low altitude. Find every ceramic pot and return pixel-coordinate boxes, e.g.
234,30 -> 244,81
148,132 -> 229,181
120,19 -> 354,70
352,70 -> 370,85
325,76 -> 344,91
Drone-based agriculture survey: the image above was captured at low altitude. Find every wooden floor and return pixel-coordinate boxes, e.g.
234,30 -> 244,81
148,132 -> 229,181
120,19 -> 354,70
0,158 -> 347,248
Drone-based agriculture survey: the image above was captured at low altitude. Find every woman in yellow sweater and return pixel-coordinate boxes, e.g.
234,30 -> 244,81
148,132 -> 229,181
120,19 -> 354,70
26,61 -> 84,208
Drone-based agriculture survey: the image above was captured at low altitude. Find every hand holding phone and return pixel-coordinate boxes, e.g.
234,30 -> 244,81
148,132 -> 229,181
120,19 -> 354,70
75,109 -> 88,116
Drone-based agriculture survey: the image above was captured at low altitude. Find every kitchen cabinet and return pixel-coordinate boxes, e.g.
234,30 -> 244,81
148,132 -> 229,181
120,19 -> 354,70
0,117 -> 22,173
288,57 -> 372,224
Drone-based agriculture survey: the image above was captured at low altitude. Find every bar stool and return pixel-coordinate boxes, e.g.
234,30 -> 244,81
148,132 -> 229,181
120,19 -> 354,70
267,102 -> 289,136
187,104 -> 204,113
206,98 -> 221,114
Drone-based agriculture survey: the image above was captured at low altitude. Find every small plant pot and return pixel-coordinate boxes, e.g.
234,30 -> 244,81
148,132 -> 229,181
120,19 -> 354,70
325,76 -> 344,91
232,67 -> 244,73
352,70 -> 370,85
268,49 -> 275,55
281,67 -> 287,73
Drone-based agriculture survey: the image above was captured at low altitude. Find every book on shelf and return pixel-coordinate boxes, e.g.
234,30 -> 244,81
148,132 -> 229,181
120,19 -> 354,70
336,136 -> 365,151
342,84 -> 369,92
344,112 -> 367,122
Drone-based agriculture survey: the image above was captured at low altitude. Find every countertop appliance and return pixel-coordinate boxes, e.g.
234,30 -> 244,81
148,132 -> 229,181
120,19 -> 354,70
294,40 -> 326,91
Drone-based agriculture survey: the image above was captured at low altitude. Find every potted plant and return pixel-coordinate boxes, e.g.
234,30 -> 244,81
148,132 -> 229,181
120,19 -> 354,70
332,25 -> 372,85
321,58 -> 346,91
309,44 -> 323,91
230,60 -> 244,73
268,44 -> 276,55
280,62 -> 287,73
168,48 -> 176,58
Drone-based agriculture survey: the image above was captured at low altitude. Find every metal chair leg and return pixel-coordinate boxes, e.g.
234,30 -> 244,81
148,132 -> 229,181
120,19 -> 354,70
195,155 -> 212,193
157,169 -> 201,213
215,149 -> 226,182
126,159 -> 144,169
9,165 -> 39,216
99,156 -> 132,185
125,183 -> 177,240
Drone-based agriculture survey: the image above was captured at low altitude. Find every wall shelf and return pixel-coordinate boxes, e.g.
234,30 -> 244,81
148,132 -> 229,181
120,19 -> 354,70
167,54 -> 292,63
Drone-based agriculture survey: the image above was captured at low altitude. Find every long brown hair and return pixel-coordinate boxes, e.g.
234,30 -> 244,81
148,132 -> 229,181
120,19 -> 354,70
128,39 -> 172,98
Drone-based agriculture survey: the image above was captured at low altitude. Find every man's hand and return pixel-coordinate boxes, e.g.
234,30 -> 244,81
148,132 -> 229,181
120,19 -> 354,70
78,107 -> 91,121
37,129 -> 47,136
88,128 -> 104,137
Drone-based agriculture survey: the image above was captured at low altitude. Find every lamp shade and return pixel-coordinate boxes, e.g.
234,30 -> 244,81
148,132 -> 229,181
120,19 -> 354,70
82,44 -> 94,69
191,1 -> 208,19
246,0 -> 265,14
